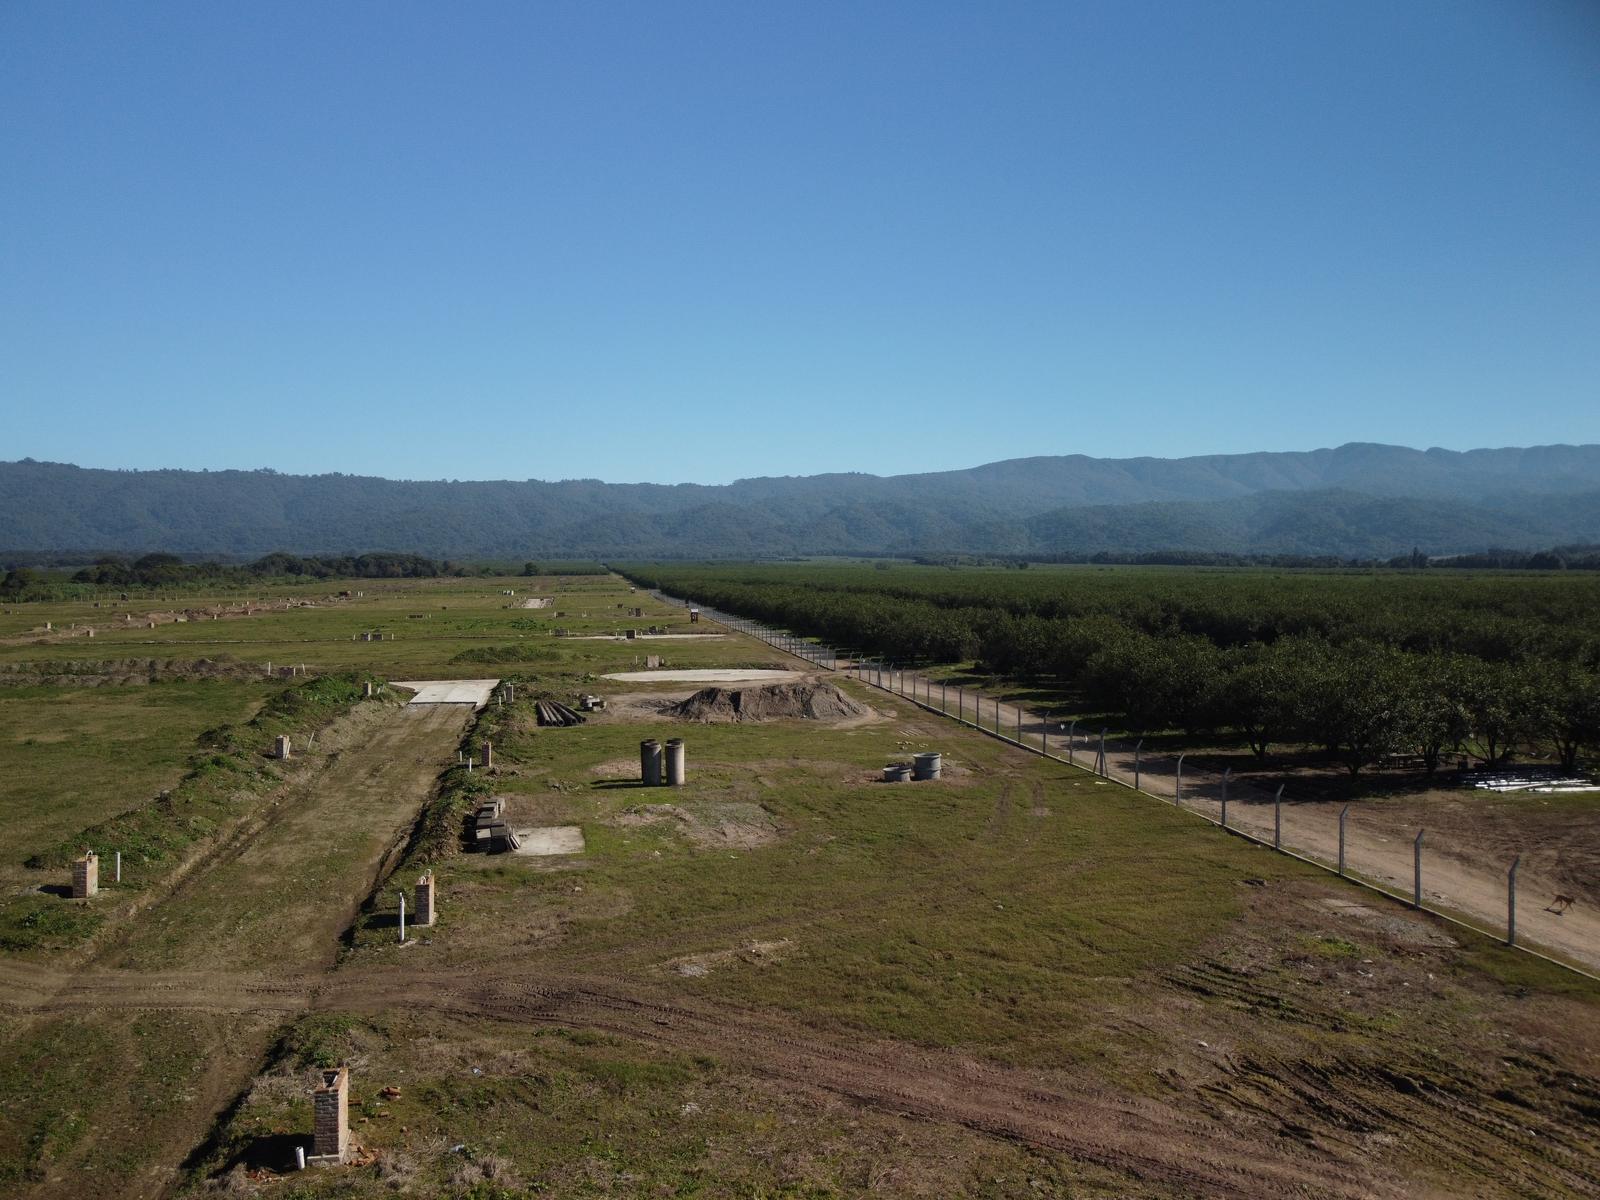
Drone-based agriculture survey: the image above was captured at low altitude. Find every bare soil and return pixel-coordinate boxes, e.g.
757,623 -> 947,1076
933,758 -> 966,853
666,681 -> 867,723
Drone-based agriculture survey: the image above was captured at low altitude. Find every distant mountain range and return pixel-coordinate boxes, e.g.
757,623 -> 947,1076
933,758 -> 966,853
4,443 -> 1600,559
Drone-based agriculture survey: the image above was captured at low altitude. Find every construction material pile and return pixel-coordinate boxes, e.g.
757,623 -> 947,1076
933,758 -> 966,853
667,681 -> 866,723
535,699 -> 587,727
469,797 -> 519,853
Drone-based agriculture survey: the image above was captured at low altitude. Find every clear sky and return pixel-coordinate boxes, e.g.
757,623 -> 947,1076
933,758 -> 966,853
2,1 -> 1597,485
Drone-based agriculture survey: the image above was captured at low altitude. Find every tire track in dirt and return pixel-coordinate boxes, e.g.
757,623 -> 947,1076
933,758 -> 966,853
0,960 -> 1403,1199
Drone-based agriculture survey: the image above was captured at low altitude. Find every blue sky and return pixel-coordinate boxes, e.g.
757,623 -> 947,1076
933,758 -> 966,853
3,1 -> 1597,484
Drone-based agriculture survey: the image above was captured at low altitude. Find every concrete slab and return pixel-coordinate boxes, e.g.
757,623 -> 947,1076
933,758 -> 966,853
601,668 -> 807,684
393,679 -> 501,708
512,826 -> 586,856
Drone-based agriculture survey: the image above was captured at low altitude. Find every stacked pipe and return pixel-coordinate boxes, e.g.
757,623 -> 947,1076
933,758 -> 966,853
535,700 -> 586,727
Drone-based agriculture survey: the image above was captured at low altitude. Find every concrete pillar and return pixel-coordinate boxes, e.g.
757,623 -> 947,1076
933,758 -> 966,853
641,739 -> 663,787
364,681 -> 374,698
275,735 -> 291,760
481,740 -> 492,768
72,851 -> 98,898
665,738 -> 686,786
415,871 -> 436,927
310,1067 -> 349,1164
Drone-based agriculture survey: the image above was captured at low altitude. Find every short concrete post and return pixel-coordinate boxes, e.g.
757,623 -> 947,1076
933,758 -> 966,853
1016,706 -> 1022,744
275,734 -> 291,761
1338,805 -> 1349,875
364,681 -> 374,698
665,737 -> 686,786
941,682 -> 946,714
266,661 -> 273,676
1175,753 -> 1185,805
1098,729 -> 1107,776
481,740 -> 492,768
1413,829 -> 1425,909
1507,855 -> 1520,947
398,891 -> 406,943
72,851 -> 98,898
1134,739 -> 1143,791
415,871 -> 435,927
115,850 -> 122,883
295,1146 -> 306,1170
309,1067 -> 349,1164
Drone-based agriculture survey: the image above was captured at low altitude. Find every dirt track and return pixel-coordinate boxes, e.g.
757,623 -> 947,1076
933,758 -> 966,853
0,960 -> 1439,1199
0,701 -> 472,1200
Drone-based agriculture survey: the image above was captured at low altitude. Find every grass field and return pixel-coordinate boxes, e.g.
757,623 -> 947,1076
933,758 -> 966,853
1,573 -> 1597,1199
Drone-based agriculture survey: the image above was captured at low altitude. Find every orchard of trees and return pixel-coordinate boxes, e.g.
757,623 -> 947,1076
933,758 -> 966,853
624,562 -> 1600,775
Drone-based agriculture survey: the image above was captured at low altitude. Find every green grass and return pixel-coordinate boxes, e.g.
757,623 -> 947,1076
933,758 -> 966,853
0,680 -> 271,863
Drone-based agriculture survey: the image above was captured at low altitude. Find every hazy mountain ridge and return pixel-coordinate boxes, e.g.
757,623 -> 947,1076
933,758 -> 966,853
4,444 -> 1600,558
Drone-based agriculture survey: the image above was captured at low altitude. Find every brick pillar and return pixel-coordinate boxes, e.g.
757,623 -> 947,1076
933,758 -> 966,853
72,851 -> 98,898
310,1066 -> 348,1163
275,735 -> 291,760
415,872 -> 436,927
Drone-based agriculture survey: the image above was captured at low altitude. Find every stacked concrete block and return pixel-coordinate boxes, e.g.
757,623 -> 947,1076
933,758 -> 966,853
72,851 -> 98,898
309,1066 -> 349,1165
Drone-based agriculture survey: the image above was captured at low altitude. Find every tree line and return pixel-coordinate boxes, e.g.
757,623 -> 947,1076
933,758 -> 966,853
623,562 -> 1600,774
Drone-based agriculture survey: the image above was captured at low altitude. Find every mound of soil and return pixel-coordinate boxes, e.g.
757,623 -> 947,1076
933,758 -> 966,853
666,681 -> 866,723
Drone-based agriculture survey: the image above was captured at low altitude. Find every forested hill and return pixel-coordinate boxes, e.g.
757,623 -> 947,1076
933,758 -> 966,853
4,443 -> 1600,558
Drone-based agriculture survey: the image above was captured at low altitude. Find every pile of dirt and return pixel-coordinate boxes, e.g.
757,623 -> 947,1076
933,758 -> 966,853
666,681 -> 867,723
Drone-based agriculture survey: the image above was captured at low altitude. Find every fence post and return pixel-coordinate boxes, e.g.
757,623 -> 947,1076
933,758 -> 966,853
941,681 -> 946,714
958,688 -> 964,723
1274,785 -> 1283,848
1338,805 -> 1348,875
1098,729 -> 1107,776
1507,855 -> 1520,946
1221,768 -> 1231,828
1041,715 -> 1048,756
1413,829 -> 1425,909
398,891 -> 406,944
995,696 -> 1001,736
1068,720 -> 1077,765
1175,753 -> 1185,805
1134,739 -> 1143,791
1017,705 -> 1022,744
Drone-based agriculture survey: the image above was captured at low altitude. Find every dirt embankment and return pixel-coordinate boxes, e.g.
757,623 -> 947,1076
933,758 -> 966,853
667,681 -> 866,723
0,657 -> 268,688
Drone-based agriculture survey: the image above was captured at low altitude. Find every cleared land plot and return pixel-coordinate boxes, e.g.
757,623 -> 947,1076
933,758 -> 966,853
1,574 -> 1597,1200
0,681 -> 269,874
